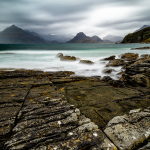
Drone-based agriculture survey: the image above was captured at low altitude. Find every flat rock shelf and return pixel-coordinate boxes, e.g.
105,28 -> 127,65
0,69 -> 150,150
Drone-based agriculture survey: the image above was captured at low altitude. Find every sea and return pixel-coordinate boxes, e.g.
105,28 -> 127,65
0,43 -> 150,79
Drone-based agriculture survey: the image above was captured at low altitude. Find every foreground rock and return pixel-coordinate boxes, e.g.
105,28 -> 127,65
0,69 -> 116,150
54,76 -> 150,129
1,68 -> 150,150
60,56 -> 76,61
104,107 -> 150,150
79,60 -> 94,64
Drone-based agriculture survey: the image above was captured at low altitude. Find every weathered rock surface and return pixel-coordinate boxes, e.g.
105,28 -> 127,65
140,54 -> 150,58
60,56 -> 76,61
0,68 -> 150,150
106,59 -> 124,66
0,69 -> 116,150
121,57 -> 150,87
103,68 -> 115,74
104,107 -> 150,150
119,53 -> 139,61
79,60 -> 94,64
55,76 -> 150,129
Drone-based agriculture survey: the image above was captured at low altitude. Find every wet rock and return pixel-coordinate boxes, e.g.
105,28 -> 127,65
106,59 -> 124,66
134,57 -> 150,65
104,107 -> 150,150
120,56 -> 150,87
119,53 -> 139,60
103,68 -> 115,74
117,71 -> 125,75
101,76 -> 113,82
55,77 -> 150,129
131,46 -> 150,50
60,55 -> 76,61
140,54 -> 150,58
79,60 -> 94,64
1,69 -> 150,150
0,69 -> 114,150
0,78 -> 34,149
56,53 -> 63,58
101,55 -> 116,60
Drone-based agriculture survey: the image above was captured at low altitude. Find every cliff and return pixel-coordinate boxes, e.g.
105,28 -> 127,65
122,26 -> 150,43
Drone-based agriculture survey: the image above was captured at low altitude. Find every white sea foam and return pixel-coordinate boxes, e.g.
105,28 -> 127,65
0,43 -> 150,79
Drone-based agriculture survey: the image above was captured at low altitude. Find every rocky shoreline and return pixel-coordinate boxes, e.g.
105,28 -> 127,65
131,46 -> 150,50
0,52 -> 150,150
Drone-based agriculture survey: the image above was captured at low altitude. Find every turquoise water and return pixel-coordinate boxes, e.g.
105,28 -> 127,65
0,43 -> 150,79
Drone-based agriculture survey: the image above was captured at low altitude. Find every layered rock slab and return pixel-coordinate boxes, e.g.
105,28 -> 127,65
0,77 -> 35,148
54,77 -> 150,129
121,57 -> 150,87
0,70 -> 116,150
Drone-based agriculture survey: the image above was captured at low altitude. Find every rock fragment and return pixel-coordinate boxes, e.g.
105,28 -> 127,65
79,60 -> 94,64
60,56 -> 76,61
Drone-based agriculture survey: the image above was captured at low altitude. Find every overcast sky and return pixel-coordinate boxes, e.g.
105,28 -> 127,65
0,0 -> 150,38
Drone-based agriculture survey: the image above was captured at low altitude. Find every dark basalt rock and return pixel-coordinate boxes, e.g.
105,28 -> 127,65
101,76 -> 113,82
119,53 -> 139,60
106,59 -> 124,66
103,68 -> 115,74
131,46 -> 150,50
140,54 -> 150,58
101,55 -> 116,60
0,69 -> 116,150
120,56 -> 150,87
0,68 -> 150,150
79,60 -> 94,64
60,56 -> 76,61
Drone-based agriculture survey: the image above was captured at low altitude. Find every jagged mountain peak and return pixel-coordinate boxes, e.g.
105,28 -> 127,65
0,25 -> 47,44
10,24 -> 17,28
67,32 -> 102,43
76,32 -> 86,37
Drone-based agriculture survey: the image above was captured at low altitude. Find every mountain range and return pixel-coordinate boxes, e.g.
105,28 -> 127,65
42,34 -> 74,43
102,35 -> 123,42
1,24 -> 149,44
0,25 -> 48,44
67,32 -> 104,43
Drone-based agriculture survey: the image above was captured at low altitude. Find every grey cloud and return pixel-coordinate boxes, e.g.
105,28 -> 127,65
0,0 -> 150,36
